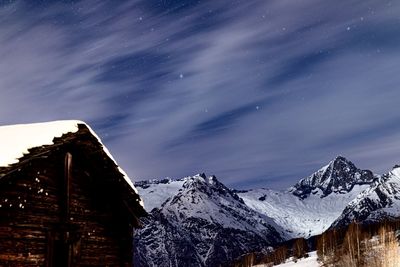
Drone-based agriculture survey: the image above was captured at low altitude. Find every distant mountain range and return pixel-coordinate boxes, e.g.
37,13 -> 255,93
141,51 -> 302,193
133,156 -> 400,267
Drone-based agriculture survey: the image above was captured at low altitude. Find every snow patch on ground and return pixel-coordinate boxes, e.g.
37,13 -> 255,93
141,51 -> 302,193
253,252 -> 319,267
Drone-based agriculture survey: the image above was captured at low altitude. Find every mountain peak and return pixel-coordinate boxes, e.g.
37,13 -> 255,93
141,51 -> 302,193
291,156 -> 375,199
196,172 -> 207,179
181,174 -> 234,196
392,164 -> 400,170
330,155 -> 356,167
183,173 -> 210,185
332,155 -> 350,163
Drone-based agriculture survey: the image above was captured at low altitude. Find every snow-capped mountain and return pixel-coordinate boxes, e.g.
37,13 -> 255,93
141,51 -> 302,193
134,174 -> 284,267
133,156 -> 398,266
290,156 -> 376,199
331,165 -> 400,228
238,156 -> 376,238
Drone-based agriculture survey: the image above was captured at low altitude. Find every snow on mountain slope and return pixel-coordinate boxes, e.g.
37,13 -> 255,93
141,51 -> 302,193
135,178 -> 185,211
134,174 -> 284,267
238,184 -> 369,238
331,165 -> 400,227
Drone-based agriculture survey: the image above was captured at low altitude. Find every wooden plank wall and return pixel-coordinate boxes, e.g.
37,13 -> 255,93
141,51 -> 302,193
0,144 -> 134,267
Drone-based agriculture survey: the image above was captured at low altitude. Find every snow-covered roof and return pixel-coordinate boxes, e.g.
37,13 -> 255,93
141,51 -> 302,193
0,120 -> 143,207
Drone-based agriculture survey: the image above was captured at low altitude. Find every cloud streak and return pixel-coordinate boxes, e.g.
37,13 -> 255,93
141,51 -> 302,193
1,0 -> 400,189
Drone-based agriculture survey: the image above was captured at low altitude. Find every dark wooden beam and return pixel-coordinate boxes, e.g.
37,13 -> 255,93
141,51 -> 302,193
64,152 -> 72,221
64,152 -> 73,267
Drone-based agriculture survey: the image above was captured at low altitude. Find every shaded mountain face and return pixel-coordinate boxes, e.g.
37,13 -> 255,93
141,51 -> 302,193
134,174 -> 284,267
290,156 -> 376,199
331,166 -> 400,228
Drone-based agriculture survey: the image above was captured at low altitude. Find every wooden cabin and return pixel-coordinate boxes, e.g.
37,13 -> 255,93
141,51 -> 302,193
0,121 -> 146,267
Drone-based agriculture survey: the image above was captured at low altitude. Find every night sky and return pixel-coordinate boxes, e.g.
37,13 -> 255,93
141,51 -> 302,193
1,0 -> 400,189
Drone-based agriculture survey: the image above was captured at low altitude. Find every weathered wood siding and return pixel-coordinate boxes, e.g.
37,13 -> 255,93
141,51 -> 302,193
0,135 -> 135,267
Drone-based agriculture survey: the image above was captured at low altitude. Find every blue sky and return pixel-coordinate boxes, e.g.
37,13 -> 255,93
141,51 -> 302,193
1,0 -> 400,189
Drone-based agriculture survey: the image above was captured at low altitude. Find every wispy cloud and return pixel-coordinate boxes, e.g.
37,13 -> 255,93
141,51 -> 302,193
1,0 -> 400,189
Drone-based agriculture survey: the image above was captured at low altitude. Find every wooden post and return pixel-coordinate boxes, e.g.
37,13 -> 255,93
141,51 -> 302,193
48,152 -> 74,267
64,152 -> 72,221
64,152 -> 72,267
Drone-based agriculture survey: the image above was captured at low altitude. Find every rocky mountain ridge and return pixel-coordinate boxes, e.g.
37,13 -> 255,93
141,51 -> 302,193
290,156 -> 377,199
331,165 -> 400,227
